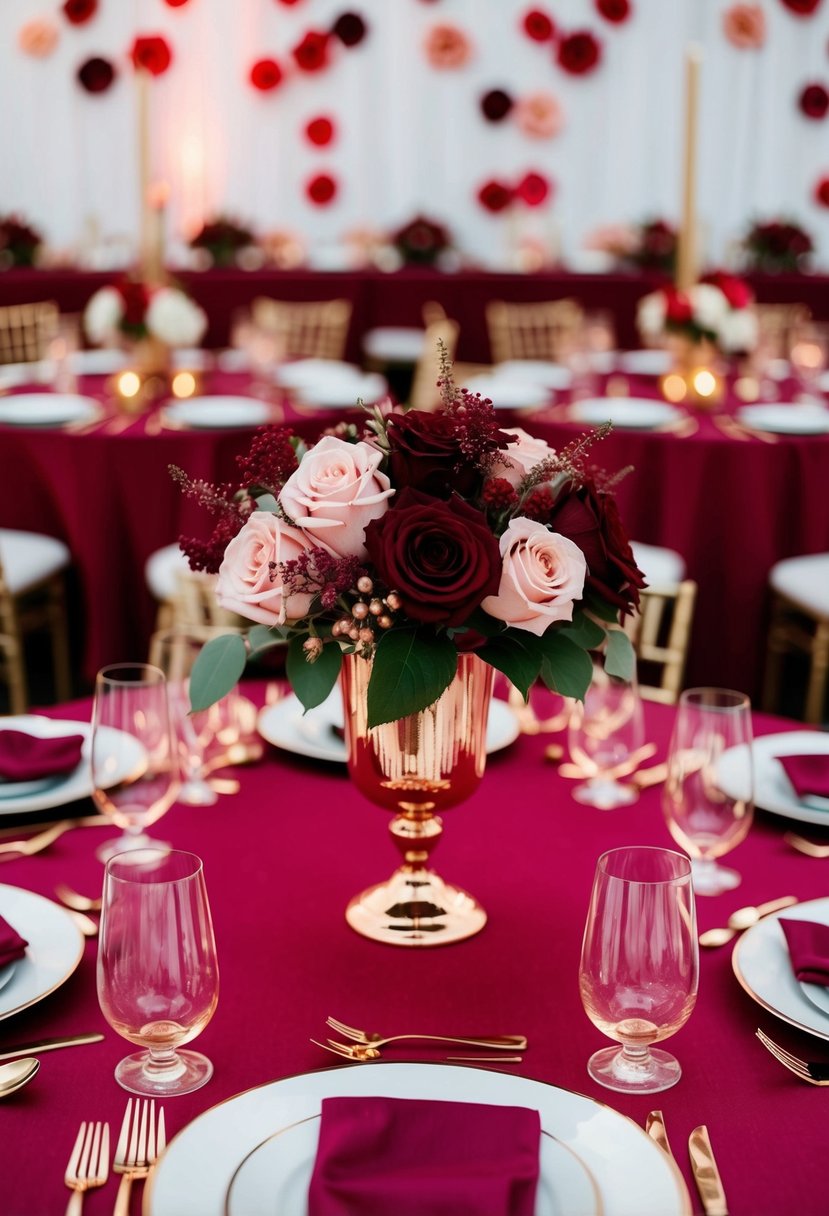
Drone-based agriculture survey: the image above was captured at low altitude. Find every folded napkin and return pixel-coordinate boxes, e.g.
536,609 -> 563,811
780,918 -> 829,985
307,1096 -> 541,1216
0,912 -> 28,969
779,753 -> 829,802
0,730 -> 84,782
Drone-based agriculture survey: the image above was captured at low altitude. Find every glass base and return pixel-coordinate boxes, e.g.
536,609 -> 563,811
691,858 -> 741,896
572,778 -> 639,810
95,833 -> 171,864
346,866 -> 486,947
114,1049 -> 213,1096
587,1045 -> 681,1094
178,779 -> 219,807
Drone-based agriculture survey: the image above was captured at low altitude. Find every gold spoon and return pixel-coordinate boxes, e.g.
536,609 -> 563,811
54,883 -> 101,913
0,1057 -> 39,1098
699,895 -> 798,948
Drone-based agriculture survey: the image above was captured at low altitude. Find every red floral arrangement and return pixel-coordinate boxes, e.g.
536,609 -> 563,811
629,218 -> 677,274
391,215 -> 452,266
0,214 -> 43,268
743,218 -> 813,272
189,217 -> 255,267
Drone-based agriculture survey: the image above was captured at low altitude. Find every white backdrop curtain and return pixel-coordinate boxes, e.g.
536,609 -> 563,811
2,0 -> 829,269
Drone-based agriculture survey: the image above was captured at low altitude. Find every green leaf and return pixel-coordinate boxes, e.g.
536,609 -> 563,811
286,636 -> 343,712
247,625 -> 282,657
189,633 -> 248,712
604,628 -> 636,682
254,493 -> 278,512
538,634 -> 594,701
477,632 -> 543,701
367,628 -> 457,728
583,591 -> 620,624
560,610 -> 606,651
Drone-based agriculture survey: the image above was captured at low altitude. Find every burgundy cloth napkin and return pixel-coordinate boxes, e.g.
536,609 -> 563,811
778,754 -> 829,801
0,730 -> 84,782
0,912 -> 28,969
307,1096 -> 541,1216
780,918 -> 829,985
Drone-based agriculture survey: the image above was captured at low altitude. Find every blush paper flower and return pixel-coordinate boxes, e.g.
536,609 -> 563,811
723,4 -> 766,48
515,92 -> 564,139
424,23 -> 473,69
18,19 -> 59,58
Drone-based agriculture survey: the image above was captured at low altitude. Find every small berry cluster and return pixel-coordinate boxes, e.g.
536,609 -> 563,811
330,576 -> 402,653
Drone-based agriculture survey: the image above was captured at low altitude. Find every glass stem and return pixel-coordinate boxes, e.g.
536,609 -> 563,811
143,1045 -> 185,1081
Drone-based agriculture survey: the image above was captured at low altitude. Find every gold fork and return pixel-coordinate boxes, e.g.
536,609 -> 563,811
113,1097 -> 166,1216
326,1016 -> 527,1051
756,1028 -> 829,1085
785,832 -> 829,859
312,1039 -> 523,1064
64,1120 -> 109,1215
0,816 -> 107,859
54,883 -> 102,913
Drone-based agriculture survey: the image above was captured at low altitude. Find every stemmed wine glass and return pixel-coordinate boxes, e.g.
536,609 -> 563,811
580,846 -> 699,1094
98,848 -> 219,1095
567,652 -> 645,809
91,663 -> 179,862
662,688 -> 754,895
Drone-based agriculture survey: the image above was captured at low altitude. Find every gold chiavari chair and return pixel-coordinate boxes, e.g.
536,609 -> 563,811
408,317 -> 459,411
623,582 -> 698,706
0,529 -> 72,713
145,544 -> 241,635
754,303 -> 811,360
763,553 -> 829,725
486,298 -> 584,364
251,298 -> 352,361
0,301 -> 59,365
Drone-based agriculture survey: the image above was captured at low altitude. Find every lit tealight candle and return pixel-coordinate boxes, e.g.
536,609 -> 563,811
117,371 -> 142,399
692,368 -> 717,398
661,373 -> 688,403
171,371 -> 197,398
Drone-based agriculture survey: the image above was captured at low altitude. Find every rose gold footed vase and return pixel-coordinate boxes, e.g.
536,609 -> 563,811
341,653 -> 493,947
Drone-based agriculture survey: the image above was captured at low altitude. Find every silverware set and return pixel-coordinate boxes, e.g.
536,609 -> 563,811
647,1110 -> 729,1216
312,1016 -> 527,1064
63,1099 -> 165,1215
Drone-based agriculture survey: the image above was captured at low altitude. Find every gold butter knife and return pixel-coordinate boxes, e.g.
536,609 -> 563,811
689,1125 -> 729,1216
0,1032 -> 104,1061
645,1110 -> 674,1157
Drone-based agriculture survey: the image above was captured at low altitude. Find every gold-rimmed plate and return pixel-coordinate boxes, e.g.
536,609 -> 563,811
0,884 -> 84,1021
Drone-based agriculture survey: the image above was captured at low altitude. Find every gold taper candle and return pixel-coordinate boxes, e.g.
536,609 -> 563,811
676,45 -> 701,291
136,67 -> 152,278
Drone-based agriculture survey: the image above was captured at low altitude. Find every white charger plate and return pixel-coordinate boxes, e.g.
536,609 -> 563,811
568,398 -> 682,430
257,692 -> 520,764
273,360 -> 362,390
733,897 -> 829,1042
616,349 -> 673,377
294,372 -> 387,409
0,393 -> 101,427
162,397 -> 271,430
464,375 -> 548,410
69,348 -> 128,376
493,361 -> 573,391
718,731 -> 829,826
225,1113 -> 599,1216
737,404 -> 829,435
147,1063 -> 689,1216
0,883 -> 84,1021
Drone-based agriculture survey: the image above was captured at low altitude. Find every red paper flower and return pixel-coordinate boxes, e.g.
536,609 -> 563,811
781,0 -> 821,14
62,0 -> 97,25
292,30 -> 330,72
164,0 -> 191,6
522,9 -> 555,41
250,58 -> 282,91
306,173 -> 337,205
595,0 -> 631,22
799,82 -> 829,118
480,89 -> 514,122
332,12 -> 368,47
557,30 -> 602,75
478,179 -> 514,213
77,56 -> 116,94
306,116 -> 335,146
516,171 -> 552,207
131,35 -> 172,77
814,175 -> 829,207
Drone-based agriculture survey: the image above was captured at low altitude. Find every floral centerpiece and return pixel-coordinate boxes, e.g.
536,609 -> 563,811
189,216 -> 256,268
585,218 -> 677,276
637,272 -> 758,356
742,219 -> 813,274
391,214 -> 453,268
83,278 -> 208,349
0,213 -> 43,269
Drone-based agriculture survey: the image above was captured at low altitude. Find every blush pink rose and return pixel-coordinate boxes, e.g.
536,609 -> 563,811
491,428 -> 556,490
216,512 -> 315,626
482,517 -> 586,635
279,436 -> 394,558
515,91 -> 564,139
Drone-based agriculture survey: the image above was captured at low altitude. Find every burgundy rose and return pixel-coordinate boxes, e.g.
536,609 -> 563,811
557,30 -> 602,75
478,179 -> 514,213
250,58 -> 282,91
799,82 -> 829,118
131,35 -> 172,76
814,175 -> 829,207
62,0 -> 97,25
306,173 -> 337,205
364,488 -> 502,627
547,483 -> 644,613
386,411 -> 480,498
117,280 -> 150,329
522,8 -> 555,41
781,0 -> 821,13
306,116 -> 334,145
595,0 -> 631,22
292,30 -> 330,72
77,56 -> 115,94
516,171 -> 552,207
701,271 -> 753,310
332,12 -> 368,47
480,88 -> 514,122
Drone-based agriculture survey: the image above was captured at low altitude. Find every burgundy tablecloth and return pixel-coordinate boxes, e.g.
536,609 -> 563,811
0,685 -> 825,1215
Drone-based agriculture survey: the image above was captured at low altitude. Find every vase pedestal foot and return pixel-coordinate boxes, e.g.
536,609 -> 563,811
345,867 -> 486,947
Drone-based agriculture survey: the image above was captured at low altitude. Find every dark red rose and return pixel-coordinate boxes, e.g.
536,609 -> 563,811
63,0 -> 97,25
250,58 -> 283,91
595,0 -> 631,22
364,488 -> 502,627
131,35 -> 173,76
77,56 -> 115,94
292,30 -> 330,72
516,170 -> 552,207
799,82 -> 829,118
332,12 -> 368,47
306,173 -> 337,205
815,176 -> 829,207
701,271 -> 753,310
547,483 -> 644,613
386,410 -> 481,498
306,116 -> 334,145
480,88 -> 513,122
117,280 -> 150,329
478,179 -> 514,213
664,286 -> 693,326
557,30 -> 602,75
522,8 -> 555,41
781,0 -> 821,14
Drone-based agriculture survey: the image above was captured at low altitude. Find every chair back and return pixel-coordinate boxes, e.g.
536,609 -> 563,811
408,317 -> 459,411
623,580 -> 698,705
0,301 -> 58,364
755,303 -> 811,360
486,298 -> 584,363
251,297 -> 352,360
163,570 -> 242,632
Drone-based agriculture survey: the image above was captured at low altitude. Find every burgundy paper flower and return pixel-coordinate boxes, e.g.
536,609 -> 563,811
522,9 -> 555,41
557,30 -> 602,74
62,0 -> 97,25
77,56 -> 116,94
306,116 -> 335,146
595,0 -> 631,22
332,12 -> 367,47
481,89 -> 513,122
306,173 -> 337,205
250,58 -> 282,91
781,0 -> 821,14
814,175 -> 829,207
131,35 -> 173,77
799,82 -> 829,118
292,30 -> 330,72
478,179 -> 514,213
516,171 -> 552,207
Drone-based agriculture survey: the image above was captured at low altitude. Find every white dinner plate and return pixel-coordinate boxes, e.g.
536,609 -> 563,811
616,349 -> 673,377
736,404 -> 829,435
718,731 -> 829,826
147,1063 -> 689,1216
0,715 -> 143,815
225,1113 -> 599,1216
257,692 -> 520,764
161,397 -> 272,430
216,349 -> 251,373
0,393 -> 101,428
733,897 -> 829,1042
0,883 -> 84,1021
493,360 -> 573,391
69,348 -> 128,376
0,961 -> 17,993
273,359 -> 362,390
294,372 -> 387,409
464,375 -> 548,410
568,397 -> 682,430
172,348 -> 210,371
0,361 -> 51,389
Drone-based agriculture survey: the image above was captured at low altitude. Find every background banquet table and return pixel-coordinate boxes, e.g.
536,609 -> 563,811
0,684 -> 826,1215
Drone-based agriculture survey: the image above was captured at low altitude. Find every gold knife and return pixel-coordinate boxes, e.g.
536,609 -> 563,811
0,1032 -> 104,1061
646,1110 -> 674,1157
689,1125 -> 729,1216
